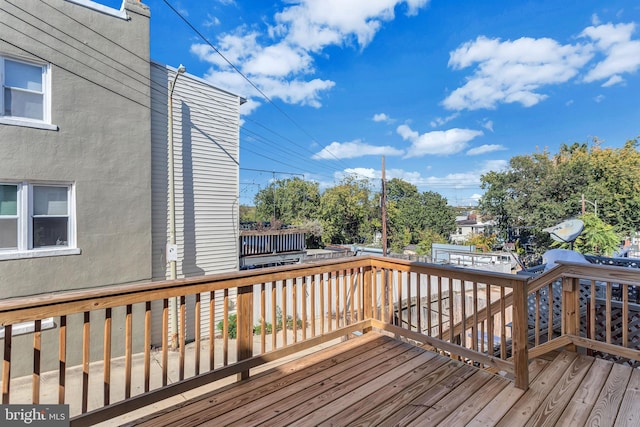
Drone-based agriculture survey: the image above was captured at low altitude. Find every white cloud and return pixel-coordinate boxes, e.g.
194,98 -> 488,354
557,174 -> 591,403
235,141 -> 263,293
443,35 -> 593,111
594,94 -> 606,103
373,113 -> 394,123
190,0 -> 429,112
602,75 -> 624,87
443,21 -> 640,111
466,144 -> 506,156
397,125 -> 484,157
581,22 -> 640,85
239,98 -> 261,116
430,112 -> 460,127
480,119 -> 494,132
275,0 -> 430,51
312,139 -> 404,160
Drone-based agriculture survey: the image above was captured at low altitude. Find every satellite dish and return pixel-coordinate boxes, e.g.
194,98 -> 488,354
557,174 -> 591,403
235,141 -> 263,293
543,219 -> 584,244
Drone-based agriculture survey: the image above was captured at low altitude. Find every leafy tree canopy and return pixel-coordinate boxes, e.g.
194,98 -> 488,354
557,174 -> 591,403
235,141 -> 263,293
480,137 -> 640,254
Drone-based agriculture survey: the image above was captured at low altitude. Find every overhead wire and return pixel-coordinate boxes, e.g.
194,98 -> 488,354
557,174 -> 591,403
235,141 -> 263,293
159,0 -> 364,169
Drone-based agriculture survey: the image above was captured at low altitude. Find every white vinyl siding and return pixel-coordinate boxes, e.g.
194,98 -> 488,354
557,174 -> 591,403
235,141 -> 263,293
150,63 -> 241,345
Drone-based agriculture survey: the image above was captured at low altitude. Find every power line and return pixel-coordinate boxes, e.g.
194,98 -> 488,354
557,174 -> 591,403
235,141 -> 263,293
160,0 -> 358,168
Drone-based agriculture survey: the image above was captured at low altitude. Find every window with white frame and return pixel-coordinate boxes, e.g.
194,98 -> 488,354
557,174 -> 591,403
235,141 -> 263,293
0,182 -> 75,254
1,56 -> 50,123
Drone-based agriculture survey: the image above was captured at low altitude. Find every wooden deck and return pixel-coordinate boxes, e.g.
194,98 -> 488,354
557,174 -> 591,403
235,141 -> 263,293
118,332 -> 640,426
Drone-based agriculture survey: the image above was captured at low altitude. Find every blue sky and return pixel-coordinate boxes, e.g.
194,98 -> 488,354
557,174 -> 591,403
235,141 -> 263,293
106,0 -> 639,206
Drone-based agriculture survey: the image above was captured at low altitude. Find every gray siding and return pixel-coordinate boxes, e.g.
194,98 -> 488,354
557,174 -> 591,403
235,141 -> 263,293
150,62 -> 241,343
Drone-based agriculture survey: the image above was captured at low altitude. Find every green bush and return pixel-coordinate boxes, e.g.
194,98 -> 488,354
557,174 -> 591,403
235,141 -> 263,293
217,306 -> 303,339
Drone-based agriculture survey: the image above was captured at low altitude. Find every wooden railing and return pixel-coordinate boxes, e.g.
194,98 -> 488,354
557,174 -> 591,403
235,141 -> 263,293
0,255 -> 555,425
526,260 -> 640,364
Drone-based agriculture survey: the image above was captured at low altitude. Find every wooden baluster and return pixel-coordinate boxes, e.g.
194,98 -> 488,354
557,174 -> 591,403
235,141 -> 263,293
623,283 -> 629,348
104,308 -> 112,405
387,269 -> 393,324
144,302 -> 151,392
261,283 -> 266,354
32,319 -> 41,404
342,270 -> 347,326
271,283 -> 277,350
223,289 -> 229,366
3,324 -> 11,404
406,273 -> 412,331
125,305 -> 132,399
446,277 -> 452,344
282,281 -> 288,346
472,281 -> 478,352
500,287 -> 506,359
349,269 -> 356,324
58,317 -> 66,404
302,277 -> 307,340
335,272 -> 340,328
327,274 -> 332,333
427,275 -> 433,336
179,296 -> 185,380
460,281 -> 466,351
320,274 -> 325,335
195,294 -> 201,376
209,291 -> 215,371
417,273 -> 422,334
162,299 -> 168,386
486,284 -> 493,355
82,312 -> 90,413
310,276 -> 316,336
292,279 -> 298,343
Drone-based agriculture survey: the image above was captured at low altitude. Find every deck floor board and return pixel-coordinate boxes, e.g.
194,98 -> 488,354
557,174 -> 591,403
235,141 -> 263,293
126,332 -> 640,427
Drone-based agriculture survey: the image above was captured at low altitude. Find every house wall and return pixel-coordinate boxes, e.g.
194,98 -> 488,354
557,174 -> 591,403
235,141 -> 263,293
150,62 -> 241,343
0,0 -> 151,375
0,0 -> 152,297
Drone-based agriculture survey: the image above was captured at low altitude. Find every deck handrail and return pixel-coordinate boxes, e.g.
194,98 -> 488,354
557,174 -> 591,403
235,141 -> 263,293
525,260 -> 640,364
0,255 -> 556,424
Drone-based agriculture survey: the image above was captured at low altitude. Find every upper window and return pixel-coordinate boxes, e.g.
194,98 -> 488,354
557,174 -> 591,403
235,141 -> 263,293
0,182 -> 77,258
1,56 -> 51,127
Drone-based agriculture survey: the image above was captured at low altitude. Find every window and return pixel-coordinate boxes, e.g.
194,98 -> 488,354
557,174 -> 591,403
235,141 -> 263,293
0,182 -> 77,259
1,56 -> 53,129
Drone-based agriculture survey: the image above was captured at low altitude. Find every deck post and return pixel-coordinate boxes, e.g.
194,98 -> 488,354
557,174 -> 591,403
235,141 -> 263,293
511,279 -> 529,390
562,276 -> 579,352
363,264 -> 373,332
236,284 -> 254,380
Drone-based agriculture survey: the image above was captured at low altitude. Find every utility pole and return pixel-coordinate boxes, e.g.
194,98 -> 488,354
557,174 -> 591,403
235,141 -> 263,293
381,156 -> 387,257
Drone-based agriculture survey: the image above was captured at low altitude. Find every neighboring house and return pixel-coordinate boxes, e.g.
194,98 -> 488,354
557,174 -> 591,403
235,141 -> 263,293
150,62 -> 242,342
0,0 -> 152,375
0,0 -> 152,297
450,213 -> 494,244
0,0 -> 242,370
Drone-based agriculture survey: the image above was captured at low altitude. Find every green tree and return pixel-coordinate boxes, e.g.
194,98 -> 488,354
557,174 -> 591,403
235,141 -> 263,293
415,228 -> 449,255
254,177 -> 320,225
239,205 -> 256,223
480,138 -> 640,253
383,179 -> 456,252
552,213 -> 620,256
319,176 -> 373,245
